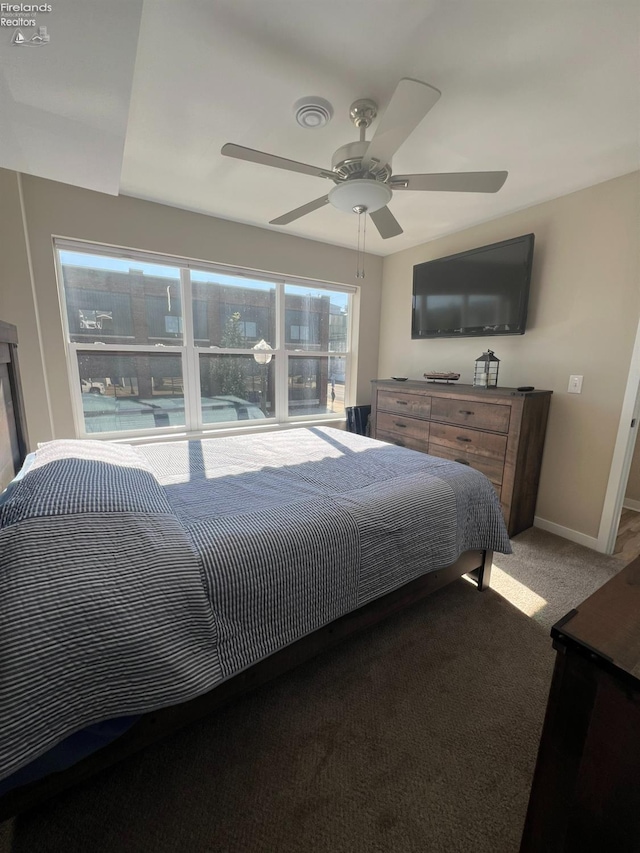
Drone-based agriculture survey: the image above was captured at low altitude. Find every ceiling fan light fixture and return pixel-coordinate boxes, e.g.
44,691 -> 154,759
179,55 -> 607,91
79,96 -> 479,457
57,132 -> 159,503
329,179 -> 392,214
223,78 -> 506,241
293,97 -> 333,129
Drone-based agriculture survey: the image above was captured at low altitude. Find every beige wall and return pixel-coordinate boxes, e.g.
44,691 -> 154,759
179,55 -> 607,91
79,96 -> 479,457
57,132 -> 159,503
379,172 -> 640,540
0,169 -> 383,445
3,166 -> 638,540
625,439 -> 640,504
0,171 -> 53,446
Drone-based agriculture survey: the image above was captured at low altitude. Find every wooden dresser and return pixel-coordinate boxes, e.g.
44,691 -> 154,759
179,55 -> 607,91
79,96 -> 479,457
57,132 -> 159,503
521,556 -> 640,852
370,380 -> 552,537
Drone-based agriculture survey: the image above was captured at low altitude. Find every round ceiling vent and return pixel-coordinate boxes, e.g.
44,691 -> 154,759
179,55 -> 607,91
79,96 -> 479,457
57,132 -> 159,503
293,97 -> 333,129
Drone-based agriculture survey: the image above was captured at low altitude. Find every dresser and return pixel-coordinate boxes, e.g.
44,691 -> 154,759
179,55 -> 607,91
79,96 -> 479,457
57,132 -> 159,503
370,380 -> 552,537
521,556 -> 640,852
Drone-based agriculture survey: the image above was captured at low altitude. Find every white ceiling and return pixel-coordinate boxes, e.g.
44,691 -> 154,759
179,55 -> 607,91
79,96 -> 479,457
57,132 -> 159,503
1,1 -> 638,255
0,0 -> 143,194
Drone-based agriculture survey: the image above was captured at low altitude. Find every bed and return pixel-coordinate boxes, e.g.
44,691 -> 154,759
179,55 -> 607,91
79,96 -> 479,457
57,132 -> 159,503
0,320 -> 28,495
0,320 -> 511,820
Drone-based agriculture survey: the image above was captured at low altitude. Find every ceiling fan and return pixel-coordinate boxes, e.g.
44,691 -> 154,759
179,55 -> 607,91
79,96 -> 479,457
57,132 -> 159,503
221,78 -> 508,239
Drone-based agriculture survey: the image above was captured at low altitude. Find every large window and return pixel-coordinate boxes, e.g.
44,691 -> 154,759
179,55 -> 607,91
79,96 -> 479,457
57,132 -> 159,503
55,242 -> 355,438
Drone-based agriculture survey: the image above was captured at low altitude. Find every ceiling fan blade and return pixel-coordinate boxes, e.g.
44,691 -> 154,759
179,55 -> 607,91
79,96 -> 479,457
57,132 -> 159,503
221,143 -> 335,180
369,206 -> 403,239
270,195 -> 330,226
391,171 -> 508,193
362,78 -> 441,169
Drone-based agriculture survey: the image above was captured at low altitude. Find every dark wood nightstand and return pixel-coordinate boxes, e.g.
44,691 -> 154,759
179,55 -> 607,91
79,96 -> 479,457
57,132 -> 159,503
520,556 -> 640,852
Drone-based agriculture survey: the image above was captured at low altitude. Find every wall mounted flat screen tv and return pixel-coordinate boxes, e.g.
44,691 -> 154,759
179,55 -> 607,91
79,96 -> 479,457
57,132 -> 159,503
412,233 -> 534,339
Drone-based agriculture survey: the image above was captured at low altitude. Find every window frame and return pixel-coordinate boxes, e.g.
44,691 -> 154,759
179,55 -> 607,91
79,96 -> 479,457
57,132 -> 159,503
54,238 -> 357,441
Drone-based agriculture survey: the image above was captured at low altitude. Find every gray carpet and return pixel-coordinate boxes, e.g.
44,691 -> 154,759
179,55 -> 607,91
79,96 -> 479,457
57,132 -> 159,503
492,527 -> 622,628
0,529 -> 623,853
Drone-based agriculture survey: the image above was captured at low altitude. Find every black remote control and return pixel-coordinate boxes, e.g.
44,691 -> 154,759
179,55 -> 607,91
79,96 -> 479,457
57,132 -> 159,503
517,386 -> 535,392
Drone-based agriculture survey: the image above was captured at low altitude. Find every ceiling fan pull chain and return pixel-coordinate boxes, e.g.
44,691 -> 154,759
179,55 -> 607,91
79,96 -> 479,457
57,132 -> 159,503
362,211 -> 367,279
356,209 -> 362,278
356,209 -> 366,279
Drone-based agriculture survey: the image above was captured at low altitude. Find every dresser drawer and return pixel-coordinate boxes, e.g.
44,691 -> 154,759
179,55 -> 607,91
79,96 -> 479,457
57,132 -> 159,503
377,412 -> 430,443
430,397 -> 510,433
376,429 -> 429,454
377,390 -> 431,419
427,441 -> 504,485
429,422 -> 507,461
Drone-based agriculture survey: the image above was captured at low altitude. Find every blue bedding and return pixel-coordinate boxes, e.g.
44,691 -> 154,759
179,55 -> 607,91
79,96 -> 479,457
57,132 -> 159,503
0,429 -> 511,789
0,716 -> 138,796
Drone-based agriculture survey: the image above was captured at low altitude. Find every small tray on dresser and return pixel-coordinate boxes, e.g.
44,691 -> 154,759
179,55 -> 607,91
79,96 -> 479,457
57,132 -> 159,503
423,372 -> 460,384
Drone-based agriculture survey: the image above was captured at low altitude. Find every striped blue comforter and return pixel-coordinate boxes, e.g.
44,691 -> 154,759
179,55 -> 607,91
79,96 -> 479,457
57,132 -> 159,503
0,428 -> 510,781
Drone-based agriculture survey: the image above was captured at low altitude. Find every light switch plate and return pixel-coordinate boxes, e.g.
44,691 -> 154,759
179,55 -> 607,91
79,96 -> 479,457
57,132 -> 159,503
568,375 -> 583,394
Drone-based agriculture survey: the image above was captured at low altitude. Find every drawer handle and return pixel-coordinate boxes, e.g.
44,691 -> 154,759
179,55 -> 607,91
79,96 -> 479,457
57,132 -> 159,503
395,400 -> 408,405
459,409 -> 474,415
394,439 -> 406,447
394,422 -> 407,429
454,458 -> 470,466
456,436 -> 472,442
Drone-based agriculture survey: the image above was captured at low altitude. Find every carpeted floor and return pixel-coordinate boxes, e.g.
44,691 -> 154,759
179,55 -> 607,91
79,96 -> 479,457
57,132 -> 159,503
491,526 -> 622,628
0,528 -> 623,853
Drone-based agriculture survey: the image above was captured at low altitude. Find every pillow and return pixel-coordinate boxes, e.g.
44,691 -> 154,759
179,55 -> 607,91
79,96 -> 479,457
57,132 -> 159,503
31,439 -> 158,473
0,440 -> 173,529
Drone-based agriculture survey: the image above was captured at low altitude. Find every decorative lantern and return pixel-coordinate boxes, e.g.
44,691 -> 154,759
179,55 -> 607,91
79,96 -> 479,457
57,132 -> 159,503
473,350 -> 500,388
252,339 -> 273,365
252,339 -> 273,416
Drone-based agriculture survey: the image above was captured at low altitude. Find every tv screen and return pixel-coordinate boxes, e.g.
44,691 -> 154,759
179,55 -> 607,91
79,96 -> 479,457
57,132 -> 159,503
411,233 -> 534,339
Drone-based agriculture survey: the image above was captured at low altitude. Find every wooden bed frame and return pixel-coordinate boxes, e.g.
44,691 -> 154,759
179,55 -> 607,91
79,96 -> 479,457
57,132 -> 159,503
0,320 -> 492,821
0,321 -> 29,493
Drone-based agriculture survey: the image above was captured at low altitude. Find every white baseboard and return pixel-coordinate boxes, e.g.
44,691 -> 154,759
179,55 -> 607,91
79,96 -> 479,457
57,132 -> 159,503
623,498 -> 640,512
533,516 -> 601,551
